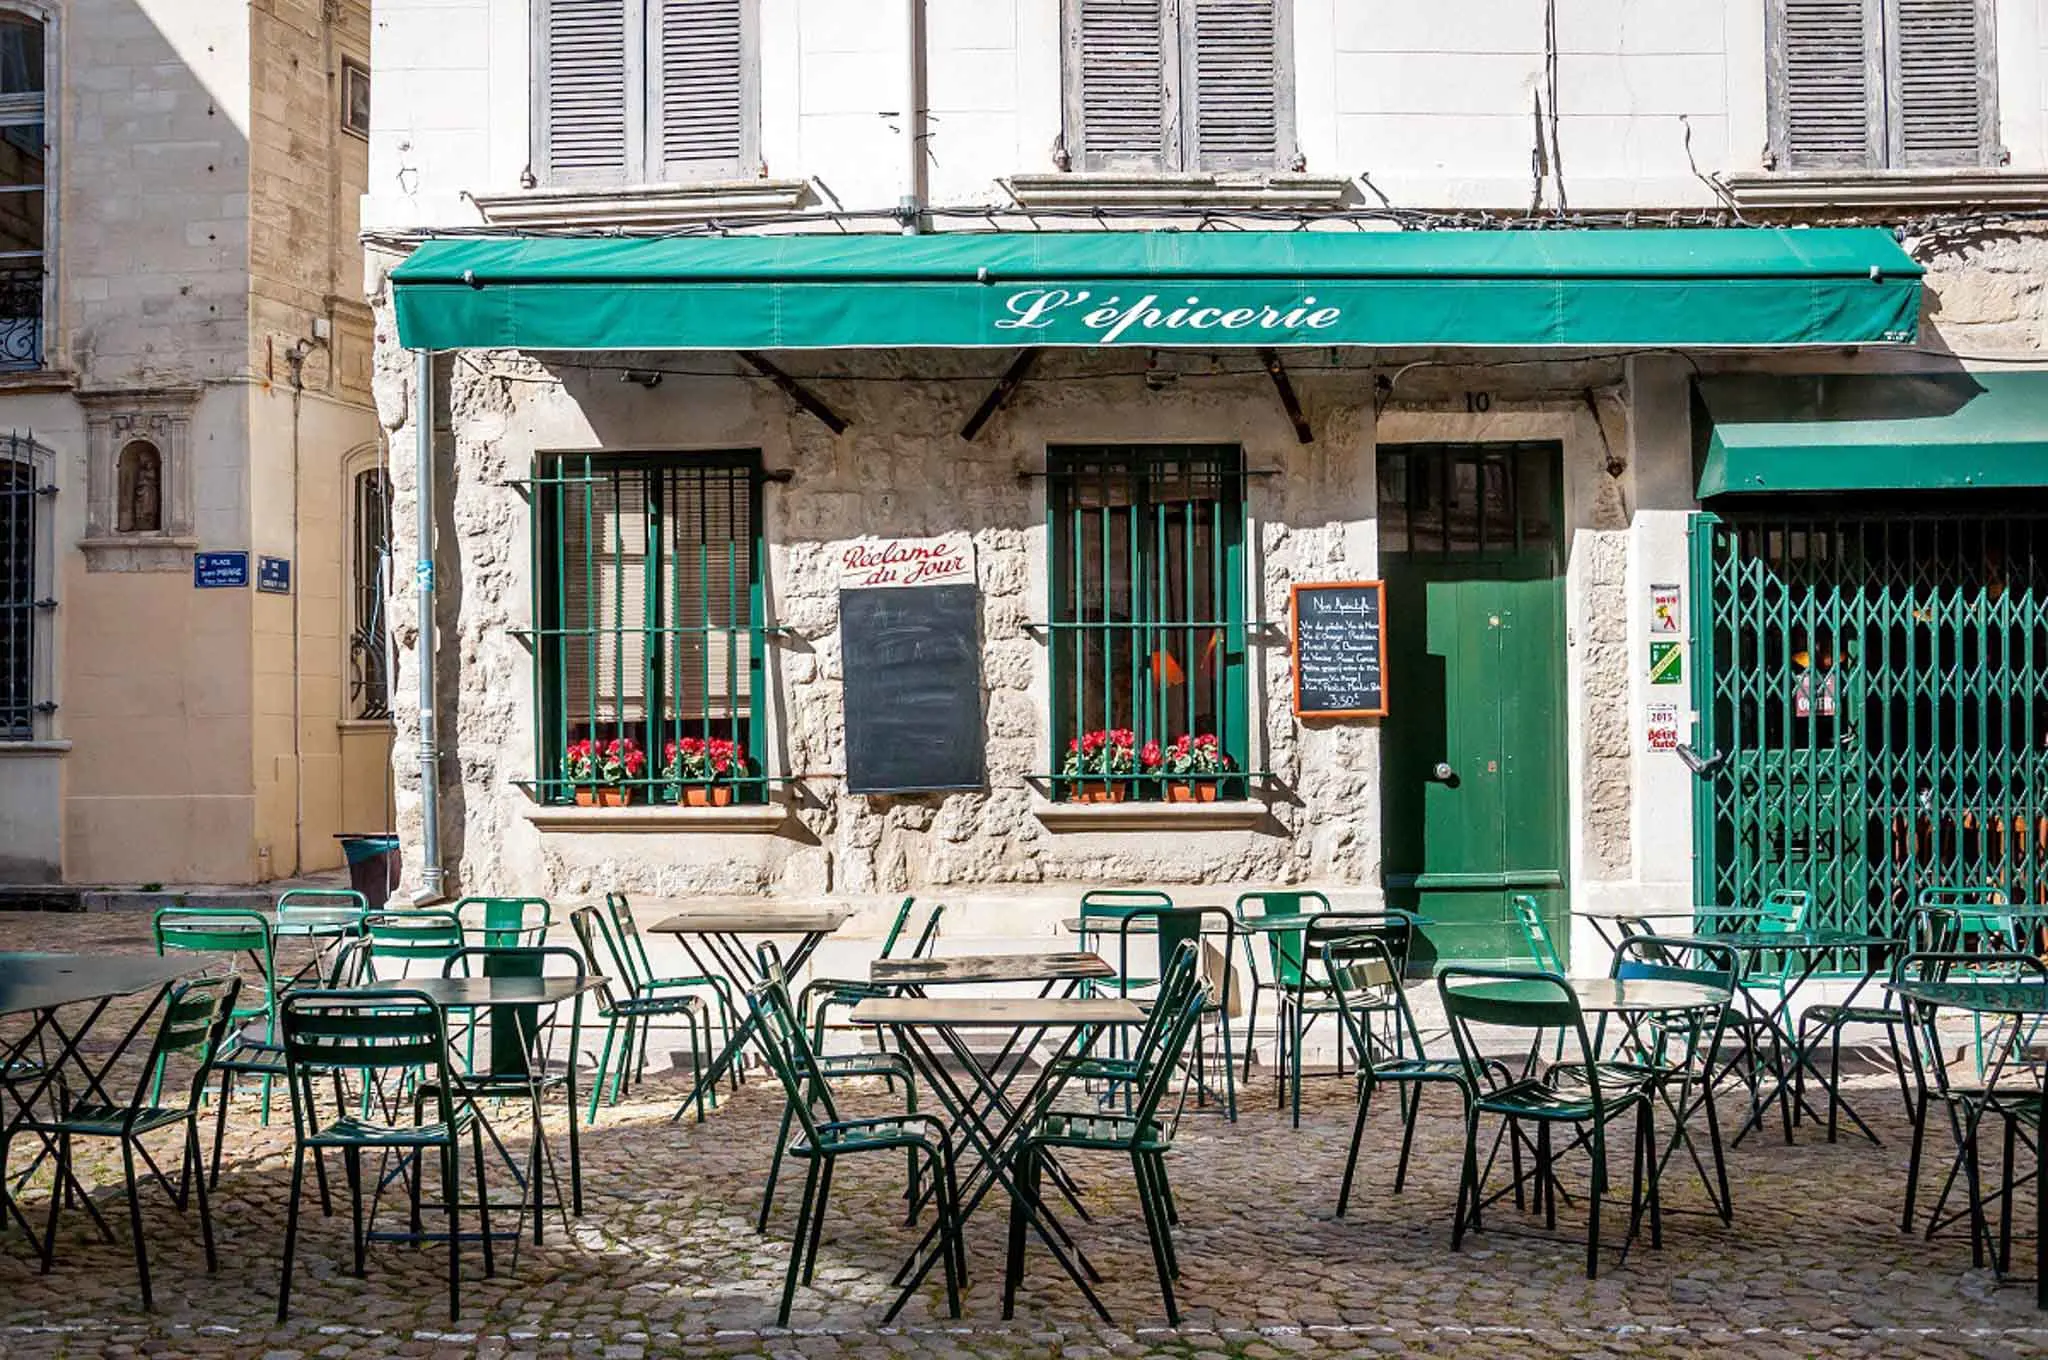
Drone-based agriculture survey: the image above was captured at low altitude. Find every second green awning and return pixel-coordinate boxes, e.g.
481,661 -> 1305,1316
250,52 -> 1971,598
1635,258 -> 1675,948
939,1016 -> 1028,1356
1695,371 -> 2048,496
391,228 -> 1922,352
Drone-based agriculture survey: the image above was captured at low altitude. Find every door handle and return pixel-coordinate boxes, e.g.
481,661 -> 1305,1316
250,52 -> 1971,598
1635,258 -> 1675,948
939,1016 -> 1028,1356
1427,761 -> 1459,787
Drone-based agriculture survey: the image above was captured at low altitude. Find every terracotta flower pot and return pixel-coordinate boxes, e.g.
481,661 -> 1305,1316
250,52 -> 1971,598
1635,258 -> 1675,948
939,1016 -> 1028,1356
1088,782 -> 1126,804
683,786 -> 711,807
1198,782 -> 1218,802
576,786 -> 632,807
711,785 -> 733,807
575,786 -> 598,808
1169,782 -> 1196,803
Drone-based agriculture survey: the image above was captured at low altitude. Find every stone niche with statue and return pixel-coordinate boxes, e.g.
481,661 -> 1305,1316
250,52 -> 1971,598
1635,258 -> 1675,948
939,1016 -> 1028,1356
78,387 -> 200,571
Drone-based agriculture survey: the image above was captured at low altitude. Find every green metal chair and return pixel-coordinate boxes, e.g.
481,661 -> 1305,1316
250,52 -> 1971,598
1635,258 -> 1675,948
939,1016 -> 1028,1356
360,910 -> 467,979
604,892 -> 742,1083
1048,932 -> 1202,1116
1796,904 -> 1959,1133
1233,889 -> 1332,1080
800,896 -> 945,1047
1438,966 -> 1660,1279
1111,906 -> 1238,1119
1004,957 -> 1207,1325
569,906 -> 711,1121
275,887 -> 369,923
1076,889 -> 1176,995
455,895 -> 553,947
1278,912 -> 1419,1127
1510,894 -> 1566,973
751,941 -> 920,1234
746,970 -> 963,1326
153,907 -> 280,1120
276,988 -> 493,1323
10,975 -> 240,1310
1328,932 -> 1510,1216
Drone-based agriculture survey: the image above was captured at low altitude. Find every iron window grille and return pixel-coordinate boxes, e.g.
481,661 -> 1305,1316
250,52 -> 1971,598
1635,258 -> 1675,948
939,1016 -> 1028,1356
1691,507 -> 2048,951
1047,444 -> 1248,801
1,434 -> 38,738
530,450 -> 767,805
0,12 -> 43,370
350,466 -> 392,720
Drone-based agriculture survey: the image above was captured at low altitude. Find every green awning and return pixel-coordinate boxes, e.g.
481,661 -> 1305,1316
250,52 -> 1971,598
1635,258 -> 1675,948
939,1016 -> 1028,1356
390,228 -> 1922,353
1695,372 -> 2048,496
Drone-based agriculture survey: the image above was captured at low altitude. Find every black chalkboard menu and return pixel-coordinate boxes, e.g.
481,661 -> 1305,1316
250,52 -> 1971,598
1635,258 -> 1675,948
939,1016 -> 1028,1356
840,539 -> 986,793
1291,581 -> 1387,717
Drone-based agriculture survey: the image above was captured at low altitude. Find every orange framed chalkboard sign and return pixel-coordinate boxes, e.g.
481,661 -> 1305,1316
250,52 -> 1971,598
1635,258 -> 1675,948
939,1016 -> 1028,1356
1290,580 -> 1387,718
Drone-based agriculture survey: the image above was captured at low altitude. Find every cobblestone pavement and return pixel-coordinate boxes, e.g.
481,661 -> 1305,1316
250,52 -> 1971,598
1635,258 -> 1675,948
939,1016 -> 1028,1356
0,911 -> 2043,1358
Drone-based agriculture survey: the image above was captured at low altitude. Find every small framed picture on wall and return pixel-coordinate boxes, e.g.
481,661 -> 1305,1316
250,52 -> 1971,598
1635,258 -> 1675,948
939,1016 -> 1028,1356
341,57 -> 370,139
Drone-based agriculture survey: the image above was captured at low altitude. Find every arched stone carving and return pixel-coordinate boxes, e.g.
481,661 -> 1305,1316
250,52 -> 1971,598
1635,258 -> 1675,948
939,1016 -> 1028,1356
116,439 -> 161,532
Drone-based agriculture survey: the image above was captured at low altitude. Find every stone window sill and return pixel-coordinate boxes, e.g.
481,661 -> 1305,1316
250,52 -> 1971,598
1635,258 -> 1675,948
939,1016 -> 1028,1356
1033,800 -> 1268,833
520,802 -> 789,834
469,179 -> 813,230
1003,172 -> 1355,211
0,740 -> 70,756
337,718 -> 395,733
1721,168 -> 2048,210
0,368 -> 75,394
79,535 -> 199,573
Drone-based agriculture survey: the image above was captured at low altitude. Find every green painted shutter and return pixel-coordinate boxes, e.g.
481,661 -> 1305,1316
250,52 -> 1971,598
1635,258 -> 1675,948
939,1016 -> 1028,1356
1074,0 -> 1172,170
1892,0 -> 1989,167
653,0 -> 750,179
541,0 -> 633,185
1779,0 -> 1882,168
1188,0 -> 1281,170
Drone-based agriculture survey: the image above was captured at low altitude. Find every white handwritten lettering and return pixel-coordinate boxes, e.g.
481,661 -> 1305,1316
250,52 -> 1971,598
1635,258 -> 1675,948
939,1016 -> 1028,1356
991,288 -> 1345,344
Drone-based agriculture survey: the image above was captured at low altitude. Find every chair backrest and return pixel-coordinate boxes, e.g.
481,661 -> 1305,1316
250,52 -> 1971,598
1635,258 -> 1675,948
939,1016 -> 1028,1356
1116,940 -> 1201,1063
1127,980 -> 1210,1126
1079,889 -> 1175,923
455,896 -> 553,948
1321,932 -> 1424,1065
280,989 -> 458,1130
135,975 -> 242,1113
442,944 -> 586,1077
154,906 -> 276,1021
1115,907 -> 1235,1006
746,961 -> 845,1144
361,910 -> 466,978
1510,895 -> 1566,975
1440,966 -> 1603,1099
874,895 -> 919,959
1610,934 -> 1739,992
909,901 -> 946,959
1235,889 -> 1333,921
1757,888 -> 1810,931
1918,884 -> 2019,950
568,906 -> 632,1012
275,887 -> 369,930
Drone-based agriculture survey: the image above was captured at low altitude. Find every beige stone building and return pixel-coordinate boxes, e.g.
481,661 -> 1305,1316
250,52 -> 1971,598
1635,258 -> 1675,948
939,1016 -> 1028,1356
0,0 -> 389,887
365,1 -> 2048,972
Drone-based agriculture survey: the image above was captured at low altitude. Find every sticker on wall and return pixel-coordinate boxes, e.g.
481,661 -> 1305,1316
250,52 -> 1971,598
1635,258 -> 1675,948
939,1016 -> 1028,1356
1649,641 -> 1684,686
1650,583 -> 1682,635
1646,702 -> 1681,752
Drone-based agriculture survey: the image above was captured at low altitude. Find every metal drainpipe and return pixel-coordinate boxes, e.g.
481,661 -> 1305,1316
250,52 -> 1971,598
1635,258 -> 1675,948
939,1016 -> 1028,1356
900,0 -> 926,234
410,346 -> 446,902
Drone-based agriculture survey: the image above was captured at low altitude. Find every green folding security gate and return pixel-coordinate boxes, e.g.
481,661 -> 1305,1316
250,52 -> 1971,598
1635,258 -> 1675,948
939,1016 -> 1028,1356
1691,509 -> 2048,936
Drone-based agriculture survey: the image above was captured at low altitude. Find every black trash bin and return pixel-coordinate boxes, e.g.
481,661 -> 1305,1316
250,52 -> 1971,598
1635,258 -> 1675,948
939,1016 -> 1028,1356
335,834 -> 401,911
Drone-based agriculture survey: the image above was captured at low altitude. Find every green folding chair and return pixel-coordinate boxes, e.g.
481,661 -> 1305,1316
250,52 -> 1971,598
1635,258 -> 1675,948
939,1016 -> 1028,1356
11,975 -> 240,1311
1233,889 -> 1332,1080
746,971 -> 962,1326
455,896 -> 552,948
153,907 -> 279,1112
1076,889 -> 1176,996
800,896 -> 945,1047
1112,906 -> 1238,1119
276,989 -> 492,1323
1005,960 -> 1207,1325
1279,912 -> 1418,1127
1439,967 -> 1660,1279
569,906 -> 711,1121
605,892 -> 741,1079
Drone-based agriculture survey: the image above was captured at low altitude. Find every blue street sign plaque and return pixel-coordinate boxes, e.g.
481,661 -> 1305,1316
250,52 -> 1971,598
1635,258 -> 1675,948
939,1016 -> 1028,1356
257,555 -> 292,595
193,551 -> 249,588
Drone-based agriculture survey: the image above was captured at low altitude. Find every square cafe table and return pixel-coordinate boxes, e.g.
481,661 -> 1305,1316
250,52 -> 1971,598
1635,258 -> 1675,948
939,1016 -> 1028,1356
330,972 -> 605,1244
1886,976 -> 2048,1308
1674,925 -> 1896,1147
1,952 -> 200,1240
645,902 -> 855,1120
850,993 -> 1147,1323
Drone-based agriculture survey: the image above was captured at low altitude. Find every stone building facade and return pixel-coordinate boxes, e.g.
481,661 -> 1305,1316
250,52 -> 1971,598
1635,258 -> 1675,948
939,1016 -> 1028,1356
0,0 -> 387,886
366,0 -> 2048,965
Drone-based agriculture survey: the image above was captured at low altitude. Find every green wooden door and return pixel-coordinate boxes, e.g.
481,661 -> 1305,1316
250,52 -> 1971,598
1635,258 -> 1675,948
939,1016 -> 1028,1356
1378,444 -> 1567,968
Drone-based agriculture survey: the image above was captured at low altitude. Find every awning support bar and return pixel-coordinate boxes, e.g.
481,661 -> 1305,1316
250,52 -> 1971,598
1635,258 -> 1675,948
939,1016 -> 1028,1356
1261,348 -> 1313,445
961,348 -> 1040,441
739,351 -> 849,435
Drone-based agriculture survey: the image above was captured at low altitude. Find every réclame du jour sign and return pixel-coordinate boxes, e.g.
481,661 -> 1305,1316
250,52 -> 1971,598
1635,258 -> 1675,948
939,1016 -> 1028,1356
838,533 -> 974,590
1291,581 -> 1387,718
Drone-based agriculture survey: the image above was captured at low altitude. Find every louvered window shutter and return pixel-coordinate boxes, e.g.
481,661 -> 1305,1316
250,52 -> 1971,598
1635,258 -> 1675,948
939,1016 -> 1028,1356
541,0 -> 633,185
1891,0 -> 1990,168
564,482 -> 650,728
1073,0 -> 1172,170
652,0 -> 752,180
1187,0 -> 1283,171
659,469 -> 752,719
1778,0 -> 1883,169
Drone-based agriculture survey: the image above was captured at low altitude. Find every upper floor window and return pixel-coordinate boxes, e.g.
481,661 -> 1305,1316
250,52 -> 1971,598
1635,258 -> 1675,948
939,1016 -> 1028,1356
536,0 -> 759,187
350,464 -> 392,720
1062,0 -> 1294,173
1769,0 -> 1997,171
0,12 -> 43,369
1,432 -> 43,739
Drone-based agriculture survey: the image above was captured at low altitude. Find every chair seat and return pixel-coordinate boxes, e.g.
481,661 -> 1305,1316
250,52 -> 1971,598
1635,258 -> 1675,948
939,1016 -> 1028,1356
817,1052 -> 912,1081
1025,1110 -> 1170,1152
1370,1056 -> 1476,1084
24,1103 -> 191,1137
608,993 -> 704,1020
791,1115 -> 938,1157
1476,1076 -> 1645,1121
304,1108 -> 476,1149
1802,1003 -> 1899,1028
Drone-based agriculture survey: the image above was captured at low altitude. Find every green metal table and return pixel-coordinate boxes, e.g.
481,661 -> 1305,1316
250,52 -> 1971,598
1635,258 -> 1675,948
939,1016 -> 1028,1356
1887,977 -> 2048,1309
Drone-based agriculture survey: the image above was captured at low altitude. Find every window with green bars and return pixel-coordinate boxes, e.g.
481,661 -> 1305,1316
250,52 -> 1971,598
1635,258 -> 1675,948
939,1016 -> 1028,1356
1047,444 -> 1248,801
531,450 -> 767,805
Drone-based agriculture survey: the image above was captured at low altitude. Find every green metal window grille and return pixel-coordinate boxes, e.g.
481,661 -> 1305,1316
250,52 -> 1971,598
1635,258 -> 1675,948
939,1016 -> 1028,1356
1691,507 -> 2048,943
1046,444 -> 1247,799
0,438 -> 34,738
531,450 -> 767,804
